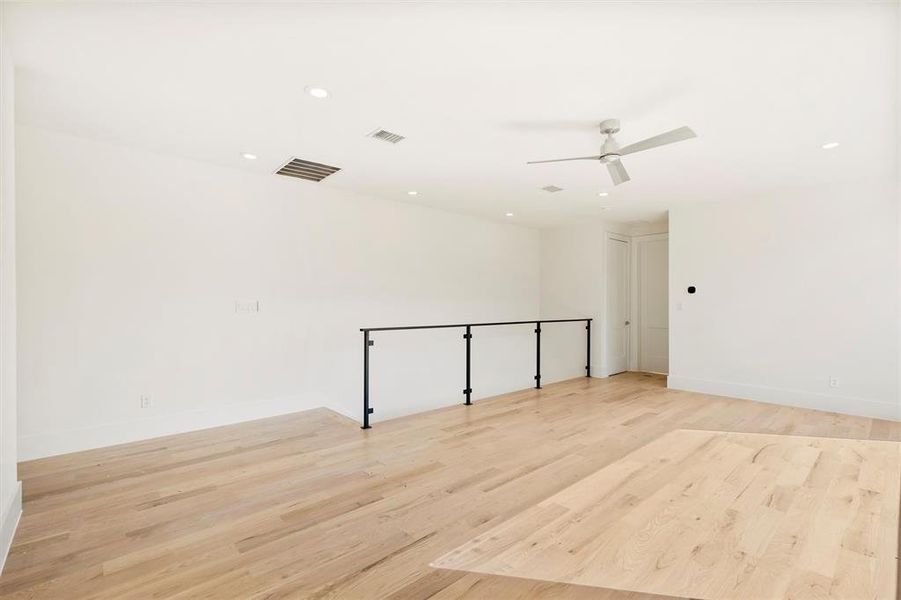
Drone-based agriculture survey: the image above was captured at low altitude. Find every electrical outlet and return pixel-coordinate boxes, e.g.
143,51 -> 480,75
140,395 -> 152,409
828,377 -> 840,388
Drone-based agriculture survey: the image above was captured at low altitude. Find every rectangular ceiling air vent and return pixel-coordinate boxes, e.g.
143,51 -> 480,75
367,128 -> 406,144
275,158 -> 341,182
541,185 -> 564,193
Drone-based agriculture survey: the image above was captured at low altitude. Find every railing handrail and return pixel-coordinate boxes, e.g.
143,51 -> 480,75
360,317 -> 592,429
361,317 -> 591,332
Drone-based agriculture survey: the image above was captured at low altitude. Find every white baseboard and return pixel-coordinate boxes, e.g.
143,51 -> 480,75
0,481 -> 22,575
18,396 -> 356,461
667,375 -> 900,421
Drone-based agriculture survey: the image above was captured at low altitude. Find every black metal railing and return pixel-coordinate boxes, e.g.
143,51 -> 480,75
359,318 -> 592,429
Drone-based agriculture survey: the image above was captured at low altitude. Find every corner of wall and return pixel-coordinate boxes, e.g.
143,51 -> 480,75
18,394 -> 336,461
667,375 -> 901,422
0,20 -> 21,574
0,481 -> 21,574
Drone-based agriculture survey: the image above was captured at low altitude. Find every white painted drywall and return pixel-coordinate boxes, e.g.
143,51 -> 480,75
539,219 -> 636,382
16,129 -> 900,467
4,2 -> 897,228
0,27 -> 22,574
538,223 -> 603,383
16,126 -> 541,460
896,2 -> 901,428
668,181 -> 900,420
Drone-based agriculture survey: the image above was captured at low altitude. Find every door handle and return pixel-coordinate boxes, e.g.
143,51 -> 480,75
625,320 -> 631,326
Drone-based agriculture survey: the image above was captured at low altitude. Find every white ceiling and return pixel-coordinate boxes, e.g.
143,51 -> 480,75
3,1 -> 898,227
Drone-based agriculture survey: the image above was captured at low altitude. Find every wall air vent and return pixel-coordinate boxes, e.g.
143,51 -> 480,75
275,158 -> 341,182
541,185 -> 564,193
367,128 -> 406,144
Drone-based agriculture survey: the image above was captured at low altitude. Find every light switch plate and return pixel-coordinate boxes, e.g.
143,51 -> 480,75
235,301 -> 260,314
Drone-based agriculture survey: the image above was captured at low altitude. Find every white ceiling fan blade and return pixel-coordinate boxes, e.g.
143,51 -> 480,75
618,126 -> 696,156
607,160 -> 630,185
526,155 -> 600,164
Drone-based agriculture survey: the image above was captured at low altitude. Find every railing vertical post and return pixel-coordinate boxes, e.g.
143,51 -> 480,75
534,321 -> 542,389
585,319 -> 591,377
362,330 -> 372,429
464,325 -> 472,405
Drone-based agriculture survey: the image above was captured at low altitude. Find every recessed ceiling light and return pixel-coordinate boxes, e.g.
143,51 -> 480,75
505,212 -> 514,217
306,86 -> 330,99
822,142 -> 840,150
598,192 -> 609,197
241,153 -> 257,160
407,191 -> 418,196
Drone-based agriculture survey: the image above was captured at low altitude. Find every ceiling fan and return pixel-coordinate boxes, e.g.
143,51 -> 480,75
527,119 -> 697,185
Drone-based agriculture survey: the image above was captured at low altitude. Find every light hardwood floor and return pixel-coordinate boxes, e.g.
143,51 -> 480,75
1,373 -> 899,599
433,429 -> 900,599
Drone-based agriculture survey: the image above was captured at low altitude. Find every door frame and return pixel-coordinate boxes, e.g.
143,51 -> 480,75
629,232 -> 669,373
604,232 -> 631,377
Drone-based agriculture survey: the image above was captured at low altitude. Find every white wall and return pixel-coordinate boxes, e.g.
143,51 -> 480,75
669,181 -> 900,420
539,219 -> 632,382
539,223 -> 602,383
16,128 -> 900,468
897,2 -> 901,427
0,26 -> 21,573
16,125 -> 540,460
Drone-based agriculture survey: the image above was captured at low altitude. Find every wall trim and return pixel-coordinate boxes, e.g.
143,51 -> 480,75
18,396 -> 356,461
668,375 -> 900,421
0,481 -> 21,575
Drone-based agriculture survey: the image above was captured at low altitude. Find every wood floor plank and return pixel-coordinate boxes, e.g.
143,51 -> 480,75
432,429 -> 901,600
1,373 -> 898,599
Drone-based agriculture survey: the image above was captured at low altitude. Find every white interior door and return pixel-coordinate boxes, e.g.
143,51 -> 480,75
638,236 -> 669,373
606,236 -> 630,375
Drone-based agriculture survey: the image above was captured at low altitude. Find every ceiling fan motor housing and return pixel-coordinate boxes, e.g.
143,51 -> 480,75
600,122 -> 621,161
599,118 -> 621,135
